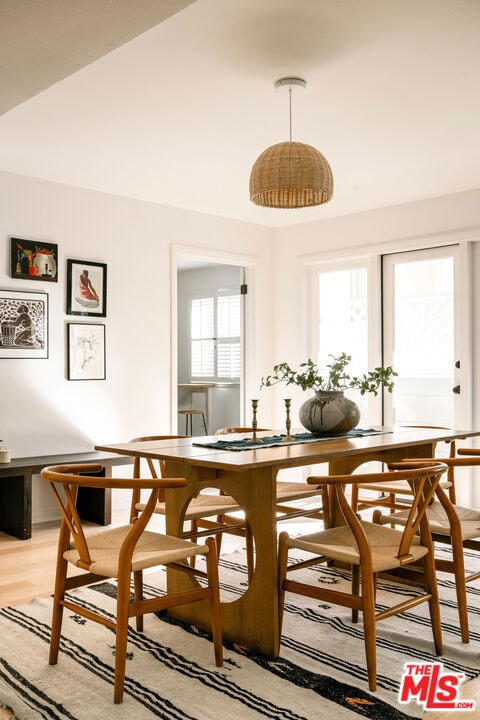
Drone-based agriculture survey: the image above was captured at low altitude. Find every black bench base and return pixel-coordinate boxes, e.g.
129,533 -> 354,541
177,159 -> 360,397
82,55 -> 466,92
0,451 -> 133,540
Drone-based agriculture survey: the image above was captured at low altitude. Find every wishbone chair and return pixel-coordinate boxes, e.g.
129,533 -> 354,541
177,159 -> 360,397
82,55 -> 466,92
278,461 -> 447,691
41,463 -> 223,704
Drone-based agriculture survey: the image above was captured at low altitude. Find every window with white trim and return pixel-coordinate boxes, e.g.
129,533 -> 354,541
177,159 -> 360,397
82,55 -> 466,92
190,291 -> 241,380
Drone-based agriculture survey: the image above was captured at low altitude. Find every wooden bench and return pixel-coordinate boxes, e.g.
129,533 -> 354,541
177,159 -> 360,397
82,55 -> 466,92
0,451 -> 133,540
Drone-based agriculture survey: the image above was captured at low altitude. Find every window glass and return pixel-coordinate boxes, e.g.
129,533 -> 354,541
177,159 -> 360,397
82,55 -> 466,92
190,292 -> 240,380
318,266 -> 369,414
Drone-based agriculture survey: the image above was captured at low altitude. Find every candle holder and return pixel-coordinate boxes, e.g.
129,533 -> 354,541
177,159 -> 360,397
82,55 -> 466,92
281,398 -> 293,441
247,399 -> 262,443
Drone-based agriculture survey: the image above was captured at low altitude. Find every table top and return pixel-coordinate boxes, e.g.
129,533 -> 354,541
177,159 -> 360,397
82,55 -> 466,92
95,426 -> 479,473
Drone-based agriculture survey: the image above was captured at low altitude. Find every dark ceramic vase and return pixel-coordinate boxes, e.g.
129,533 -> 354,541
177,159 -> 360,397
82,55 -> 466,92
298,390 -> 360,434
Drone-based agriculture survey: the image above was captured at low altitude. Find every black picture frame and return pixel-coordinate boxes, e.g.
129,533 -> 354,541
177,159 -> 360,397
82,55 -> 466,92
67,322 -> 106,380
10,237 -> 58,282
66,259 -> 107,317
0,288 -> 48,358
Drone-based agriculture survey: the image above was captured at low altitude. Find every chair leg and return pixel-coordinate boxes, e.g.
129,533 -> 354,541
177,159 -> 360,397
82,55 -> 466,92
361,571 -> 378,692
351,564 -> 360,623
245,522 -> 255,583
201,411 -> 208,434
423,556 -> 443,656
133,570 -> 143,632
214,520 -> 223,559
49,522 -> 71,665
448,534 -> 469,643
205,537 -> 223,667
322,486 -> 331,530
49,555 -> 68,665
114,571 -> 133,704
188,520 -> 199,567
388,492 -> 396,517
277,532 -> 289,636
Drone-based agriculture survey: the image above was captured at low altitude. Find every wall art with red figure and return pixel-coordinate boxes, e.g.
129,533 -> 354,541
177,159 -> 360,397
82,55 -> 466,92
10,237 -> 58,282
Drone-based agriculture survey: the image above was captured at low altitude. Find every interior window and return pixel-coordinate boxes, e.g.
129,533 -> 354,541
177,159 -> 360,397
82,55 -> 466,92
190,291 -> 240,380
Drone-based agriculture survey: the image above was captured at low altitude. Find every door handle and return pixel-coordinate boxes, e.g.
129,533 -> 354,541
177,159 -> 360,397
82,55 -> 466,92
452,385 -> 461,394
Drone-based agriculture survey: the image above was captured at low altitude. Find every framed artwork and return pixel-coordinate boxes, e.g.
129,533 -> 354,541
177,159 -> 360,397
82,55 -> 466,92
0,289 -> 48,358
66,259 -> 107,317
10,237 -> 58,282
67,322 -> 106,380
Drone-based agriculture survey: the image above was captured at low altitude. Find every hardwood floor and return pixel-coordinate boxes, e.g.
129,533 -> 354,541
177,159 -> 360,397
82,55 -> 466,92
0,523 -> 64,608
0,512 -> 145,608
0,520 -> 478,720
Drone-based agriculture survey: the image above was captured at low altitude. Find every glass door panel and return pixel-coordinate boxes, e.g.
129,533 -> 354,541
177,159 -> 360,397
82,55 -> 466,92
382,246 -> 457,427
317,265 -> 369,419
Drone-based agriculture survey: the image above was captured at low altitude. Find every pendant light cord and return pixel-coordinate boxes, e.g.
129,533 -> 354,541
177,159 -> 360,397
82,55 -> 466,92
289,88 -> 293,142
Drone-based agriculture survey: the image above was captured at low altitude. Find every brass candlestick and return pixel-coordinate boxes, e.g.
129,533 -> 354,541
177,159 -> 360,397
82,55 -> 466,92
282,398 -> 293,441
247,399 -> 262,443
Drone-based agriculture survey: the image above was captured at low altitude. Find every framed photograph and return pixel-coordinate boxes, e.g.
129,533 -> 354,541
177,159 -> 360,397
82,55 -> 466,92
68,322 -> 106,380
10,237 -> 58,282
0,289 -> 48,358
66,259 -> 107,317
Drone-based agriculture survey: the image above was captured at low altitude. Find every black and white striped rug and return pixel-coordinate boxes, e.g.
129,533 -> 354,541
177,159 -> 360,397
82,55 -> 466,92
0,547 -> 478,720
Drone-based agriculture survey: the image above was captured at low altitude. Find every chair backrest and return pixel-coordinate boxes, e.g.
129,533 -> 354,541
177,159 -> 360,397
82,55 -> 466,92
130,434 -> 187,479
401,447 -> 480,505
313,462 -> 447,563
396,426 -> 457,501
129,435 -> 187,521
42,463 -> 187,570
44,463 -> 104,568
384,461 -> 449,558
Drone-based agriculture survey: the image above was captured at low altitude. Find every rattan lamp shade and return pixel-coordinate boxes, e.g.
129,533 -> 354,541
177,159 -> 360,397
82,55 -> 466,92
249,140 -> 333,208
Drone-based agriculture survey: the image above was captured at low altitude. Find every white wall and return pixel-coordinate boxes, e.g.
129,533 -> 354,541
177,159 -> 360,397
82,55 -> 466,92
0,170 -> 275,460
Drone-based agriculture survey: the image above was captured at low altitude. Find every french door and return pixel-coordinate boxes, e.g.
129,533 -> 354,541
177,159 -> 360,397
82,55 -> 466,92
314,244 -> 467,430
382,245 -> 462,428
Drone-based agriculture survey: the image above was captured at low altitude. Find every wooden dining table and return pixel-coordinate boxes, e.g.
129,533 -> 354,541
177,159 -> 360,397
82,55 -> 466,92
95,425 -> 478,658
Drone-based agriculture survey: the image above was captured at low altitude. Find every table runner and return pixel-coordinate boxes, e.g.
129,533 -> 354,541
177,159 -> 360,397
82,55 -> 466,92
193,427 -> 387,451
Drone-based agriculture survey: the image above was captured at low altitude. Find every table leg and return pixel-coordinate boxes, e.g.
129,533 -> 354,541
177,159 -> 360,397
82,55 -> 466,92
163,461 -> 281,657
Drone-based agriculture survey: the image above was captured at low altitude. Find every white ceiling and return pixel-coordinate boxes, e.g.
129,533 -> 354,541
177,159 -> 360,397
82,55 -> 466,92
0,0 -> 479,229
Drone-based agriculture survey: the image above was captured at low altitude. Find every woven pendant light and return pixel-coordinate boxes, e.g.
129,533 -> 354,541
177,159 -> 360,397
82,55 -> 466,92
249,78 -> 333,209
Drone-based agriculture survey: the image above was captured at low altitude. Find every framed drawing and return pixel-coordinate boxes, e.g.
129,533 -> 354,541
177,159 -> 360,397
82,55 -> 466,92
10,237 -> 58,282
66,259 -> 107,317
68,322 -> 106,380
0,289 -> 48,358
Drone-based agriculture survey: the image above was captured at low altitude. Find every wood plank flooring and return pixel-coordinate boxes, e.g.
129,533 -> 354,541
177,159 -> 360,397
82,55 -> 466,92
0,523 -> 81,608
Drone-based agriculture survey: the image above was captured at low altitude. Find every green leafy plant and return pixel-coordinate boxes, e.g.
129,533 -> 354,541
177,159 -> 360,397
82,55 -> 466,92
260,352 -> 397,396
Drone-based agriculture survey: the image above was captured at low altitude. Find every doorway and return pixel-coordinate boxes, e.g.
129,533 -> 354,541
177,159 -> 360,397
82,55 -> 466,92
382,245 -> 460,427
176,257 -> 245,435
312,244 -> 467,429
